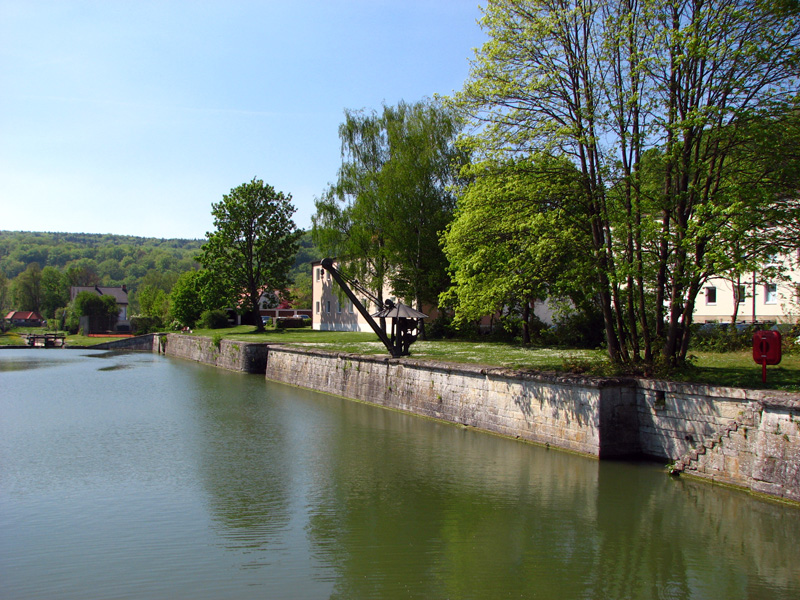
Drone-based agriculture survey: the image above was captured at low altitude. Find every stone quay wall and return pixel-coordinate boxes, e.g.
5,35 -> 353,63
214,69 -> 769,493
263,346 -> 640,458
160,333 -> 268,373
636,380 -> 800,502
263,346 -> 800,503
88,333 -> 161,352
126,339 -> 798,503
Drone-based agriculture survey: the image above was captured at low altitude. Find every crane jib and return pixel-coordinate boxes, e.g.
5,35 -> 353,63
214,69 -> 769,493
320,258 -> 426,357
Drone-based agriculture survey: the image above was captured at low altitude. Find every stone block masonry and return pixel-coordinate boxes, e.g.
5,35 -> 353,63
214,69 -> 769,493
264,346 -> 800,504
128,337 -> 798,504
87,333 -> 161,352
644,377 -> 800,503
160,333 -> 268,374
263,346 -> 640,458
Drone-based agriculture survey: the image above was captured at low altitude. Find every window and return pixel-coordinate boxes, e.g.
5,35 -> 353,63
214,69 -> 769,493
316,268 -> 321,281
705,286 -> 717,305
326,300 -> 331,313
734,285 -> 746,304
337,301 -> 342,313
315,301 -> 320,314
765,283 -> 777,305
348,301 -> 354,314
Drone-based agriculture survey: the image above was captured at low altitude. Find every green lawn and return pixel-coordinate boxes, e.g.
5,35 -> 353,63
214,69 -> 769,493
672,350 -> 800,392
3,325 -> 798,392
0,328 -> 135,347
190,325 -> 799,392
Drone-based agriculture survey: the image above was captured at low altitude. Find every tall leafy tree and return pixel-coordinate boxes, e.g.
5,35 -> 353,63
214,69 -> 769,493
137,284 -> 170,323
197,178 -> 301,332
0,271 -> 10,318
453,0 -> 800,367
313,107 -> 394,308
380,101 -> 466,310
12,262 -> 43,312
168,271 -> 203,328
441,154 -> 595,343
313,98 -> 464,312
66,291 -> 120,333
40,266 -> 69,319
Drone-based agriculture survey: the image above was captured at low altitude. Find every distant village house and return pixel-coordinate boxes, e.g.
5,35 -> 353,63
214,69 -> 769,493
225,289 -> 310,326
5,311 -> 45,327
69,285 -> 130,332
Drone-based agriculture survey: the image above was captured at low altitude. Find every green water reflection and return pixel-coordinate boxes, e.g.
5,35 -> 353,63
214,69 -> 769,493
1,349 -> 798,599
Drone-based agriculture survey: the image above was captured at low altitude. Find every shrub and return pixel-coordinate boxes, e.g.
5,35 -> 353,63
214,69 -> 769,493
494,313 -> 523,342
131,315 -> 162,335
427,313 -> 456,339
198,309 -> 229,329
449,318 -> 481,339
275,317 -> 306,329
545,307 -> 605,348
690,322 -> 771,352
778,323 -> 800,355
212,332 -> 223,349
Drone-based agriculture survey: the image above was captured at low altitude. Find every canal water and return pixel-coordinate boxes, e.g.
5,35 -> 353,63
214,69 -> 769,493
1,349 -> 798,599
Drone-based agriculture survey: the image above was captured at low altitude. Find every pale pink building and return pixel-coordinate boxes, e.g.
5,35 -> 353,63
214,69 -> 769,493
693,251 -> 800,324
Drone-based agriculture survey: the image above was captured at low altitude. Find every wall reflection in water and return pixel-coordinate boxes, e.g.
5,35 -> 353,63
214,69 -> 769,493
193,372 -> 800,599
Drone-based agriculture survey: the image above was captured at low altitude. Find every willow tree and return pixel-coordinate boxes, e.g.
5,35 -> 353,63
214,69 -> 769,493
312,99 -> 464,313
312,106 -> 392,308
453,0 -> 800,367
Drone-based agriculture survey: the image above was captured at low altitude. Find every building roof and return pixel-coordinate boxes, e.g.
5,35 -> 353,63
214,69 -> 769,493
5,311 -> 44,321
70,286 -> 128,304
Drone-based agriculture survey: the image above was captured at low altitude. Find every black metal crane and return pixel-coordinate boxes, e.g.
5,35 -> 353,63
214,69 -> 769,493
321,258 -> 427,357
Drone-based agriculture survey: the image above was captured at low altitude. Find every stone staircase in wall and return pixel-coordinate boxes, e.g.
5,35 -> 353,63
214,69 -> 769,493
669,402 -> 763,475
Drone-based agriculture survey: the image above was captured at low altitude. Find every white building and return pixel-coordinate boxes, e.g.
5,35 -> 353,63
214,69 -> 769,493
693,251 -> 800,324
311,259 -> 563,333
311,260 -> 392,332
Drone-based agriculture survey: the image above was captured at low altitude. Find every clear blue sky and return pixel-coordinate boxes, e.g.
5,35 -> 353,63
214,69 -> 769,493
0,1 -> 485,239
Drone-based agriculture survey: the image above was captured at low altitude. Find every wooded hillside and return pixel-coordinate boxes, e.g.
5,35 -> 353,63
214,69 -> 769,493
0,230 -> 318,317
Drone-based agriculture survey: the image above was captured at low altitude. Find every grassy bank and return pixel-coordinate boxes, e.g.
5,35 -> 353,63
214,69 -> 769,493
0,328 -> 133,347
188,325 -> 799,392
3,325 -> 798,392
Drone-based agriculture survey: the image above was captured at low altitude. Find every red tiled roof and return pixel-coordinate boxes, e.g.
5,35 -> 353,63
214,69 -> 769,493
5,311 -> 44,320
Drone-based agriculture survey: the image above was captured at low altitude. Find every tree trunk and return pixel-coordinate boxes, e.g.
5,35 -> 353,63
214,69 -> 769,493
251,292 -> 265,332
730,275 -> 741,324
522,301 -> 531,345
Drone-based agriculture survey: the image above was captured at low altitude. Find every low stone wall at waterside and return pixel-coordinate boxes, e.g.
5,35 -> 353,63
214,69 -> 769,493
88,333 -> 161,352
264,346 -> 800,503
264,346 -> 640,458
161,333 -> 268,374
